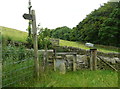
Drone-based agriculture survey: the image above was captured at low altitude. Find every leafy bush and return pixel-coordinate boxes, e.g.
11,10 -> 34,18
38,28 -> 52,49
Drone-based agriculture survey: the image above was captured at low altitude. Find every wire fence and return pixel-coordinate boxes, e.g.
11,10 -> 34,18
0,32 -> 2,89
2,45 -> 37,87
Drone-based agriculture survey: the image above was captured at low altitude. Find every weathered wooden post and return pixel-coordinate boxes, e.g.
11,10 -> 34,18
31,10 -> 40,78
53,48 -> 56,71
73,54 -> 77,71
90,49 -> 97,70
23,0 -> 39,78
43,44 -> 48,71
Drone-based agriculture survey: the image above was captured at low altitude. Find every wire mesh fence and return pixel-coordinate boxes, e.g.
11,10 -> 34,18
2,45 -> 36,87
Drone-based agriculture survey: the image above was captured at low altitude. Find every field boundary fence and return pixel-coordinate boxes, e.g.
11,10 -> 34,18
0,31 -> 2,89
2,46 -> 38,87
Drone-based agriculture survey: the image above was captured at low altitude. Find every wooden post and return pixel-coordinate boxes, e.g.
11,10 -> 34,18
32,10 -> 39,78
53,48 -> 56,71
45,44 -> 48,66
43,44 -> 48,71
43,49 -> 45,71
90,49 -> 97,70
73,54 -> 77,71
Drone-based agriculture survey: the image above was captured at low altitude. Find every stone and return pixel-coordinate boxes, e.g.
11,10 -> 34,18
110,58 -> 116,64
59,62 -> 66,74
114,57 -> 120,63
66,55 -> 73,61
77,55 -> 87,63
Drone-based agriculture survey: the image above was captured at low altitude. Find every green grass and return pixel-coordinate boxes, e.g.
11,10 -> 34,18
60,39 -> 89,49
2,46 -> 35,87
60,39 -> 120,53
0,26 -> 27,43
17,70 -> 118,87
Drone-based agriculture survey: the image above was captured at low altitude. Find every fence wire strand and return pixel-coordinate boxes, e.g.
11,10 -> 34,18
2,47 -> 35,87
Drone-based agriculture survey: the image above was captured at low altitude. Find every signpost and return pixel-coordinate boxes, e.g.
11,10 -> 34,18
23,14 -> 33,20
23,0 -> 39,78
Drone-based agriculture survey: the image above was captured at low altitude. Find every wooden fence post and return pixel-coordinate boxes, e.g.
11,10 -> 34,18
90,49 -> 97,70
43,44 -> 48,71
32,10 -> 39,78
73,54 -> 77,71
53,48 -> 56,71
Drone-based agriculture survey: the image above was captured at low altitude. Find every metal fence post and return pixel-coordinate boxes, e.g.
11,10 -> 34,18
0,31 -> 2,88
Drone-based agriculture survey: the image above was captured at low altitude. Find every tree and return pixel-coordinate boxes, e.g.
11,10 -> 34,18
50,26 -> 71,40
38,28 -> 52,49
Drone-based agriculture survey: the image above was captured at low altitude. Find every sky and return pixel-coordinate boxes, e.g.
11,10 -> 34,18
0,0 -> 110,32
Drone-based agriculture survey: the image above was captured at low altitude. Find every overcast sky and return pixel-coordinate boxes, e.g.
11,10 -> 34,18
0,0 -> 109,32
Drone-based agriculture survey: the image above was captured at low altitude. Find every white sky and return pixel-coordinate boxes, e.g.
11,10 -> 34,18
0,0 -> 109,32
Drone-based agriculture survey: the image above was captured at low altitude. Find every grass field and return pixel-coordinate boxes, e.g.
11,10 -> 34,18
16,70 -> 118,87
60,40 -> 120,53
0,26 -> 27,43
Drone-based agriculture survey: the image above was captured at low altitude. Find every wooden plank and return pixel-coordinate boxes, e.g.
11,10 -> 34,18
32,10 -> 39,78
97,56 -> 118,71
56,56 -> 63,59
38,50 -> 53,52
56,52 -> 77,55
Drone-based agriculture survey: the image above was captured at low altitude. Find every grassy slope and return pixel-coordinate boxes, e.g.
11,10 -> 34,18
0,26 -> 27,43
17,70 -> 118,87
0,26 -> 119,53
60,40 -> 120,53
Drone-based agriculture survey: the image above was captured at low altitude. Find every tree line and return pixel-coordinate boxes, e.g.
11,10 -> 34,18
50,2 -> 120,47
26,2 -> 120,49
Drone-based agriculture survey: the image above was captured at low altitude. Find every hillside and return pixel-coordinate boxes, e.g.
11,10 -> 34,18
73,2 -> 120,47
60,40 -> 119,53
50,2 -> 120,48
0,26 -> 119,53
0,26 -> 27,43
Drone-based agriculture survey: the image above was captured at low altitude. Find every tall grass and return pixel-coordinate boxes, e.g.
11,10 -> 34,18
16,69 -> 118,87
